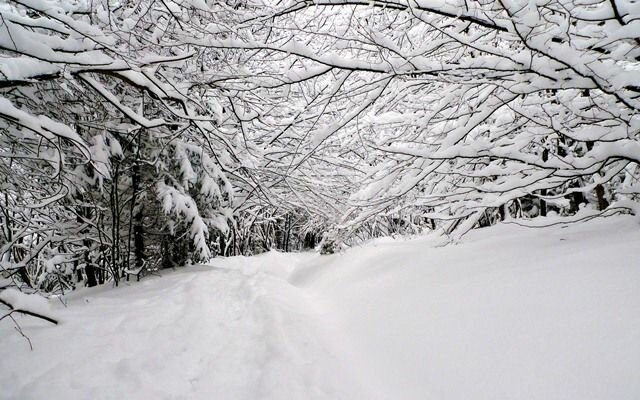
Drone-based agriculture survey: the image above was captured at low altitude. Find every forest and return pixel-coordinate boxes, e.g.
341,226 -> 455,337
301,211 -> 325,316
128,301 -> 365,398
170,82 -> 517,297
1,0 -> 639,291
2,1 -> 640,399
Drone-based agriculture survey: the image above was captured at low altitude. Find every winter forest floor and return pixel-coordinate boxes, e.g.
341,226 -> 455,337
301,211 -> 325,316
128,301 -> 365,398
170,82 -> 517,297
1,216 -> 639,400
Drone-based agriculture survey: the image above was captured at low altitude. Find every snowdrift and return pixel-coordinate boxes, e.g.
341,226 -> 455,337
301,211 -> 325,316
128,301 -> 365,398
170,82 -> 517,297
292,216 -> 640,399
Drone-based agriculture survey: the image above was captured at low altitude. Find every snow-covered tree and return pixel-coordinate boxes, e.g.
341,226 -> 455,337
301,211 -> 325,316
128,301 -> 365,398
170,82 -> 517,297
211,0 -> 640,240
0,0 -> 244,290
3,0 -> 639,294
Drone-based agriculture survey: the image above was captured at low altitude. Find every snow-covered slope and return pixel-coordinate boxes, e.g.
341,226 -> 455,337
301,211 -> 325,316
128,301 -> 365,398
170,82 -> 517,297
292,216 -> 640,400
1,216 -> 639,399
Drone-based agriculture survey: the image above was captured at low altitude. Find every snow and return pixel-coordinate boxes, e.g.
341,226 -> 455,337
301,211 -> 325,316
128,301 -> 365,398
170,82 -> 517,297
1,216 -> 639,399
0,98 -> 86,146
0,289 -> 55,320
293,216 -> 640,399
0,57 -> 59,81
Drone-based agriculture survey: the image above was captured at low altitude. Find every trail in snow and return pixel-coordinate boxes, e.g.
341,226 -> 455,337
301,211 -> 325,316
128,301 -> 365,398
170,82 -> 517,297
1,216 -> 640,400
0,253 -> 369,400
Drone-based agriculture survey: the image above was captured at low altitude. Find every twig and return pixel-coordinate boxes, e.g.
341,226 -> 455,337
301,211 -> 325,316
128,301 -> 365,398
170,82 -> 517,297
10,314 -> 33,351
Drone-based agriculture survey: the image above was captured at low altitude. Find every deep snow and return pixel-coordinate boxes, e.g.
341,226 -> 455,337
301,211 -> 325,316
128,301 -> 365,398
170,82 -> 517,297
1,216 -> 639,399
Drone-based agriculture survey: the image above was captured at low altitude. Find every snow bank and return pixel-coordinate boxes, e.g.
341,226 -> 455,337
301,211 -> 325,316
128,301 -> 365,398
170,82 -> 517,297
292,215 -> 640,400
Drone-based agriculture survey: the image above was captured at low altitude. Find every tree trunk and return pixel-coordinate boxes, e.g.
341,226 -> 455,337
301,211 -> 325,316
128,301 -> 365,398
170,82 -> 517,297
132,161 -> 145,269
110,162 -> 121,286
85,260 -> 98,287
595,184 -> 609,211
284,214 -> 291,252
569,180 -> 587,213
539,149 -> 549,217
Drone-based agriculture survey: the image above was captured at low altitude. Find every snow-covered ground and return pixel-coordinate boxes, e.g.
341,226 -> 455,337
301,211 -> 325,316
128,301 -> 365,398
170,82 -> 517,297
2,216 -> 639,399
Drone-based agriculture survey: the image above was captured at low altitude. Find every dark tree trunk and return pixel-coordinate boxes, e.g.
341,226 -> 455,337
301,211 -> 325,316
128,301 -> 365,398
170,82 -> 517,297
570,192 -> 586,213
132,161 -> 145,269
110,162 -> 121,286
595,184 -> 609,211
85,263 -> 98,287
584,140 -> 609,211
539,149 -> 549,217
284,214 -> 291,252
218,233 -> 225,257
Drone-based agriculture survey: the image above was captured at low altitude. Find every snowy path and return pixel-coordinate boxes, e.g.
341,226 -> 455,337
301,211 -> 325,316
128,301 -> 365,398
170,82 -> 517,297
2,216 -> 640,399
0,253 -> 370,400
